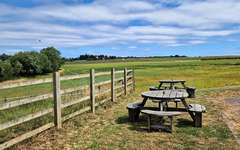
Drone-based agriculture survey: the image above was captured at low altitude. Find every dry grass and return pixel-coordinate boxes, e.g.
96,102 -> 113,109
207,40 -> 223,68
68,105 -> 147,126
15,87 -> 240,150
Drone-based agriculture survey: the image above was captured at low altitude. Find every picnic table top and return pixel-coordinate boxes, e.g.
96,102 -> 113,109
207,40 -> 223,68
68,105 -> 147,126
159,80 -> 186,83
141,90 -> 188,100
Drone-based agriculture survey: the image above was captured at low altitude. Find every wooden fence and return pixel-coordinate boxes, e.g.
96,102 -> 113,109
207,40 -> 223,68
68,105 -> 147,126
0,68 -> 135,149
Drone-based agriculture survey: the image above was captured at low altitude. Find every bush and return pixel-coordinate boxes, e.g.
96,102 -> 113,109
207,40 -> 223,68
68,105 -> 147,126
0,60 -> 13,81
40,47 -> 64,71
10,51 -> 51,76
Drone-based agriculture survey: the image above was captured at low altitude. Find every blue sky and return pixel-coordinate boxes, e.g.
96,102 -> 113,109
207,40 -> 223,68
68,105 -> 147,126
0,0 -> 240,57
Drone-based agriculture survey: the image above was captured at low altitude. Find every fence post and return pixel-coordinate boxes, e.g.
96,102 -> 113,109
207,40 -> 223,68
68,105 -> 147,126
90,69 -> 95,113
132,68 -> 135,91
111,68 -> 115,102
124,68 -> 127,95
53,71 -> 62,129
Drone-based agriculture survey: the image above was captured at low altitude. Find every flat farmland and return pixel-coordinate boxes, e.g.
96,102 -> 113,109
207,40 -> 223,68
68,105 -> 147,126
1,57 -> 240,149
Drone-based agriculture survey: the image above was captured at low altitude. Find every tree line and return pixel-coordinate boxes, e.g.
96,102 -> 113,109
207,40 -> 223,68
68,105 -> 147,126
0,47 -> 64,81
65,54 -> 122,61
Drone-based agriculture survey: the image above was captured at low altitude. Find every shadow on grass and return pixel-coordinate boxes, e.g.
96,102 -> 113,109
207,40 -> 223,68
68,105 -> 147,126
176,118 -> 193,128
115,115 -> 195,134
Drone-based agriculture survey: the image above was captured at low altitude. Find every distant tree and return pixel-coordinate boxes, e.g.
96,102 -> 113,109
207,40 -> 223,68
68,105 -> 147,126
0,53 -> 11,61
10,51 -> 47,76
40,47 -> 64,71
0,60 -> 13,81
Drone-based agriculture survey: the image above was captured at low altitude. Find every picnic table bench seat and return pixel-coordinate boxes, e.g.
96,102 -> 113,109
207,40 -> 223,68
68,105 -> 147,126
141,110 -> 182,132
188,104 -> 206,127
127,102 -> 143,122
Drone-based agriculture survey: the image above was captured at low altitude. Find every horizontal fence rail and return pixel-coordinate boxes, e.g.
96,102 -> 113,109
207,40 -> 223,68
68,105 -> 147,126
0,68 -> 135,150
0,69 -> 131,90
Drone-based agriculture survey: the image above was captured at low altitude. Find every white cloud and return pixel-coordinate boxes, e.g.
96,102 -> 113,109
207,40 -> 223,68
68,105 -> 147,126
0,0 -> 240,51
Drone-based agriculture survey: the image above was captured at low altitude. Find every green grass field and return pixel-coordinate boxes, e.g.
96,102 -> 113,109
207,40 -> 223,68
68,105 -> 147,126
1,57 -> 240,149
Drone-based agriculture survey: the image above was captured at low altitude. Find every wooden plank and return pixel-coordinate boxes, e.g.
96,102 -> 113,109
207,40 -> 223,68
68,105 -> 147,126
162,90 -> 171,98
95,71 -> 111,77
0,70 -> 115,90
188,104 -> 206,112
124,68 -> 127,95
53,72 -> 62,129
127,82 -> 133,86
0,78 -> 52,90
111,68 -> 115,102
0,93 -> 52,111
115,70 -> 124,74
141,110 -> 182,116
61,85 -> 89,95
116,91 -> 124,97
115,85 -> 124,90
62,96 -> 90,108
60,74 -> 89,81
132,69 -> 135,91
95,80 -> 111,87
90,69 -> 95,113
115,77 -> 124,81
169,90 -> 176,99
0,123 -> 54,150
0,74 -> 89,90
0,108 -> 53,131
62,106 -> 91,122
0,79 -> 111,111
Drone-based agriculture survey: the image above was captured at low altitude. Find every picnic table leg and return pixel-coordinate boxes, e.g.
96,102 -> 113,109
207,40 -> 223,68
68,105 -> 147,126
181,98 -> 195,120
148,115 -> 151,132
169,116 -> 173,133
159,102 -> 164,111
181,82 -> 187,88
141,97 -> 148,107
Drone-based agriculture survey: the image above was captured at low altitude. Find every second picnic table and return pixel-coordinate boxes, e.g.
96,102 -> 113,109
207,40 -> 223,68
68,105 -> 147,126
150,80 -> 186,90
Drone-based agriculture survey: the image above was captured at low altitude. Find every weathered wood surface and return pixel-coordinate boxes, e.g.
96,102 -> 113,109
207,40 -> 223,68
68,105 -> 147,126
0,74 -> 89,90
53,72 -> 62,129
0,78 -> 126,111
111,68 -> 115,102
141,110 -> 182,116
0,93 -> 52,111
132,69 -> 135,91
141,90 -> 188,100
127,102 -> 142,109
95,80 -> 111,87
0,70 -> 132,90
124,68 -> 127,95
159,80 -> 186,83
188,104 -> 206,112
0,108 -> 53,131
0,68 -> 135,149
90,69 -> 95,113
0,123 -> 54,150
95,71 -> 110,77
115,85 -> 124,90
62,96 -> 90,108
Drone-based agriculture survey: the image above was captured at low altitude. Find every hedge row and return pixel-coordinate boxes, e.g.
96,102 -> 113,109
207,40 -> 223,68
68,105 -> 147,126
0,47 -> 64,81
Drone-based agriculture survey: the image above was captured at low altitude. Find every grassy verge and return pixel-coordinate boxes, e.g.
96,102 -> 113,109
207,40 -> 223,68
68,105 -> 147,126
16,87 -> 240,150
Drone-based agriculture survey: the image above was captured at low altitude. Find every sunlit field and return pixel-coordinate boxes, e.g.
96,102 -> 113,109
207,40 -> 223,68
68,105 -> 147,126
1,57 -> 240,149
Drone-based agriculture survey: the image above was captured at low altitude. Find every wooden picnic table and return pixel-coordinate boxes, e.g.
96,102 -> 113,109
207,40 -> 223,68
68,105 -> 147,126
141,90 -> 195,120
158,80 -> 186,89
